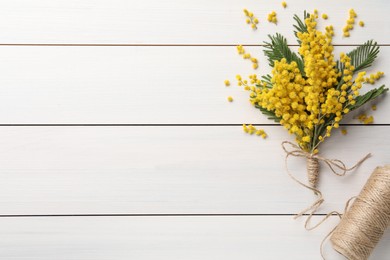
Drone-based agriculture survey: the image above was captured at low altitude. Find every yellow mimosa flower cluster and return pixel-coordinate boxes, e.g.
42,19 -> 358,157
236,45 -> 259,69
227,9 -> 387,152
243,12 -> 379,152
267,11 -> 277,24
242,124 -> 268,139
357,114 -> 374,124
343,9 -> 357,37
243,9 -> 259,30
224,80 -> 230,86
282,2 -> 287,8
364,71 -> 384,84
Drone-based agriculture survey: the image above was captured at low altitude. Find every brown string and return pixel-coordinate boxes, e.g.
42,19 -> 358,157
282,141 -> 388,259
281,141 -> 371,229
327,165 -> 390,260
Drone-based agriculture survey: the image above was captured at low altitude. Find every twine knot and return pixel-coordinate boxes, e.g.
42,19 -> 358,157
281,141 -> 371,229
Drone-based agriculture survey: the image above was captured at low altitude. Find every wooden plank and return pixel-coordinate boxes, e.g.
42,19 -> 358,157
0,0 -> 388,45
0,46 -> 388,124
0,126 -> 388,215
0,216 -> 389,259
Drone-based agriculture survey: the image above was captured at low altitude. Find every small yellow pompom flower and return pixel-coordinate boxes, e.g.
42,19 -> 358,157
341,128 -> 348,135
357,114 -> 374,124
243,124 -> 267,139
236,45 -> 259,69
372,105 -> 377,111
282,1 -> 287,8
224,80 -> 230,86
227,96 -> 233,102
343,9 -> 357,37
267,11 -> 277,24
243,9 -> 259,30
359,21 -> 365,27
322,14 -> 328,20
364,116 -> 374,124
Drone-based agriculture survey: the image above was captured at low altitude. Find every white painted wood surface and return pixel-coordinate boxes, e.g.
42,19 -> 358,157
0,0 -> 388,44
0,216 -> 389,260
0,126 -> 388,214
0,46 -> 387,124
0,0 -> 388,259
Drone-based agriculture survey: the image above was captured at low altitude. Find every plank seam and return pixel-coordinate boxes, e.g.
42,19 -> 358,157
0,213 -> 339,218
0,44 -> 388,47
0,124 -> 387,127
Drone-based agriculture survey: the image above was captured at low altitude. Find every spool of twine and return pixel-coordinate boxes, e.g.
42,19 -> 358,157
330,165 -> 390,260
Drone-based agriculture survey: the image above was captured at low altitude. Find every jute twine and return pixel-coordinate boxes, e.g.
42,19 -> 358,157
281,141 -> 371,229
328,165 -> 390,260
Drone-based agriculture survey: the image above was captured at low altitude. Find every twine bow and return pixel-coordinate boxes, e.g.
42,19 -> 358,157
281,141 -> 371,229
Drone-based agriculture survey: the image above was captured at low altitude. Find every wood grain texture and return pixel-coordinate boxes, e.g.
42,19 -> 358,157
0,46 -> 387,124
0,126 -> 387,215
0,0 -> 388,44
0,0 -> 389,259
0,216 -> 389,260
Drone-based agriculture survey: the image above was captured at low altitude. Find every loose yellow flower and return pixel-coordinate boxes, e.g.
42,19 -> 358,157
343,9 -> 357,37
267,11 -> 277,24
236,45 -> 259,69
372,104 -> 377,111
357,114 -> 374,124
236,45 -> 245,55
341,128 -> 348,135
242,124 -> 249,133
365,71 -> 384,84
243,124 -> 268,139
322,14 -> 328,20
224,80 -> 230,86
227,96 -> 233,102
243,9 -> 259,30
282,1 -> 287,8
364,116 -> 374,124
359,21 -> 365,27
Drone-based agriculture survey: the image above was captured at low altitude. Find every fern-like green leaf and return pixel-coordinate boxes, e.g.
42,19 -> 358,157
337,40 -> 380,73
263,33 -> 305,75
346,85 -> 388,111
293,11 -> 309,43
254,105 -> 281,123
259,74 -> 273,89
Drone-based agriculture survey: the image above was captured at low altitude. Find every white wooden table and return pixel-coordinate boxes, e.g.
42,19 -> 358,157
0,0 -> 389,259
